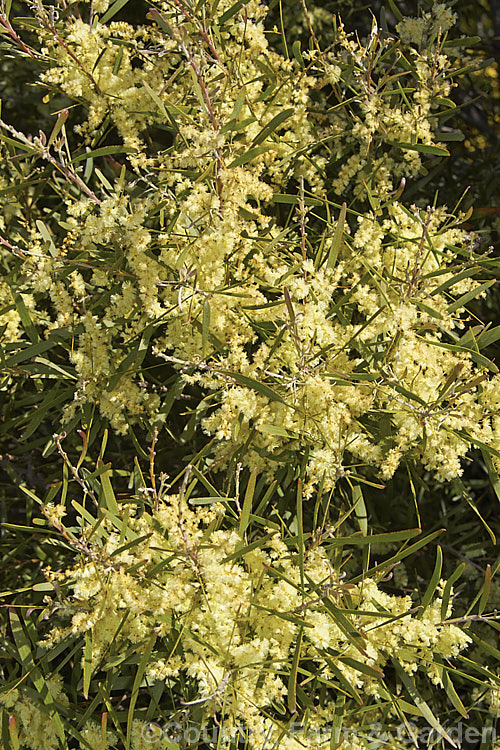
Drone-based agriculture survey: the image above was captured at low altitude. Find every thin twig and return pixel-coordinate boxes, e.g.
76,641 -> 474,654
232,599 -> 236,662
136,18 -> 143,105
149,427 -> 159,511
33,1 -> 103,94
53,432 -> 98,506
405,207 -> 433,300
0,119 -> 102,205
169,0 -> 224,66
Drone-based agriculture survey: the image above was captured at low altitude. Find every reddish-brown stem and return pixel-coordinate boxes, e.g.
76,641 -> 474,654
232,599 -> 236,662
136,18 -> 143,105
184,51 -> 224,200
0,234 -> 25,257
48,153 -> 102,205
36,9 -> 103,95
0,11 -> 37,58
169,0 -> 224,65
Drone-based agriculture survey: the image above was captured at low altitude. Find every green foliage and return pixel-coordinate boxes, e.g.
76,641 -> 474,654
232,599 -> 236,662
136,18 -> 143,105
1,1 -> 500,748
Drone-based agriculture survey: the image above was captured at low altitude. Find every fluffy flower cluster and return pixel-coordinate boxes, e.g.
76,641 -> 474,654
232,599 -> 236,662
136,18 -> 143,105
0,676 -> 71,750
396,3 -> 457,48
32,496 -> 469,750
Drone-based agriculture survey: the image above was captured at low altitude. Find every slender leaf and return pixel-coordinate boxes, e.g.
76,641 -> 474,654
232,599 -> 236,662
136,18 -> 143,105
447,279 -> 496,314
417,545 -> 442,617
272,193 -> 323,207
441,563 -> 466,621
348,529 -> 445,584
221,532 -> 275,563
251,109 -> 295,147
259,424 -> 299,438
478,564 -> 492,616
325,528 -> 421,549
389,141 -> 450,156
327,202 -> 346,269
72,145 -> 137,165
292,40 -> 305,68
318,652 -> 363,704
287,626 -> 303,713
217,370 -> 287,404
436,656 -> 469,718
296,479 -> 304,589
228,146 -> 268,168
219,0 -> 244,23
482,449 -> 500,506
83,632 -> 93,700
47,109 -> 68,148
97,462 -> 120,514
338,656 -> 384,680
5,340 -> 54,367
415,335 -> 498,373
13,293 -> 39,344
202,298 -> 210,359
100,0 -> 131,23
126,635 -> 156,750
239,467 -> 257,539
392,658 -> 457,747
352,485 -> 367,536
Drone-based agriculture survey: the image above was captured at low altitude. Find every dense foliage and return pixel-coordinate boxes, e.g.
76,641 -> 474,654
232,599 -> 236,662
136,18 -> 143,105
1,1 -> 500,748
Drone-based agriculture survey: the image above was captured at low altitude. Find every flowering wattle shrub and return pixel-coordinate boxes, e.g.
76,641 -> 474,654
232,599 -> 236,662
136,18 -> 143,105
0,0 -> 498,493
1,1 -> 500,749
